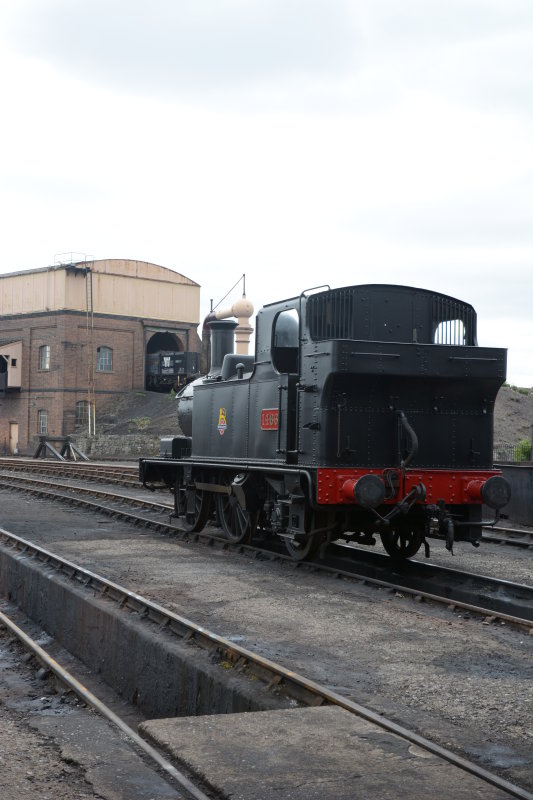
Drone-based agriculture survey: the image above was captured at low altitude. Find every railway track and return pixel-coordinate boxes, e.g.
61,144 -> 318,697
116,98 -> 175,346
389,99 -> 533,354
0,528 -> 531,800
0,604 -> 211,800
1,470 -> 532,631
1,457 -> 530,548
482,526 -> 533,548
0,457 -> 139,487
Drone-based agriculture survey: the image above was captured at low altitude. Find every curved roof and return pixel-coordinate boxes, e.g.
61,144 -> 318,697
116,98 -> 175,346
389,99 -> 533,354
89,259 -> 200,286
0,258 -> 201,323
0,258 -> 199,287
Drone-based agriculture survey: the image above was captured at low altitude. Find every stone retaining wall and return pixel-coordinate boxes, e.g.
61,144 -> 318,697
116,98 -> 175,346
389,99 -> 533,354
71,433 -> 159,459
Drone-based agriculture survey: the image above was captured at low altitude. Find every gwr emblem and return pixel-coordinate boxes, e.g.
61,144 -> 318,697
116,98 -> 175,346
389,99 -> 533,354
217,407 -> 228,436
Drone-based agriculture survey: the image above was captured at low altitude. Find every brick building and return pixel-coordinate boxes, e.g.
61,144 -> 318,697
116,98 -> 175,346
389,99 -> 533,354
0,259 -> 201,453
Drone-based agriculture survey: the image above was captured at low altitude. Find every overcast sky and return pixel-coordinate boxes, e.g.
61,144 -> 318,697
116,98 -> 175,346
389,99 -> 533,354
0,0 -> 531,385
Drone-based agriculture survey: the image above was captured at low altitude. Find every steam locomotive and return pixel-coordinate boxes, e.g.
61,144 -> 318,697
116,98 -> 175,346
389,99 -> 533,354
139,283 -> 511,560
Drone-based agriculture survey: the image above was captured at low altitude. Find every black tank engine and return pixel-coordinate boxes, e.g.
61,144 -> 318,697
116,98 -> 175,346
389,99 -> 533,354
139,283 -> 511,560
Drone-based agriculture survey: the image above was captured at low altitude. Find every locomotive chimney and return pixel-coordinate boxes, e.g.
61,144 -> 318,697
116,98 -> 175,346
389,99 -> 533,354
201,288 -> 254,373
208,319 -> 237,377
209,294 -> 254,356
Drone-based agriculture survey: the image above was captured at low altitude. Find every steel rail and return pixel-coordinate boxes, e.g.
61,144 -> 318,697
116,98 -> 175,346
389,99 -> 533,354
485,524 -> 533,536
0,528 -> 531,800
0,472 -> 171,512
0,458 -> 138,485
0,607 -> 211,800
482,526 -> 533,548
1,473 -> 532,631
2,468 -> 139,487
0,456 -> 137,473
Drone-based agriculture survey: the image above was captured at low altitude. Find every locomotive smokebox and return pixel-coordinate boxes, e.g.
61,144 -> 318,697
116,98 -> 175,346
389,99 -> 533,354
209,319 -> 238,377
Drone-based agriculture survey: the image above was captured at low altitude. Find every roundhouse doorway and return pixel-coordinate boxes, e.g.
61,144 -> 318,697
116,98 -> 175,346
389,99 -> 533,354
145,331 -> 184,392
147,332 -> 183,354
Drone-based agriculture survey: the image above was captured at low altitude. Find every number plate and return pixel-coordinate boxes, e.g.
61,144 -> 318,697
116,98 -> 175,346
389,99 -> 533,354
260,409 -> 279,430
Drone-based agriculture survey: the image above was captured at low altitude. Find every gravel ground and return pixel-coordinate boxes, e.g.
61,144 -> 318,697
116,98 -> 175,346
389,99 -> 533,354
0,640 -> 97,800
0,487 -> 532,792
0,611 -> 188,799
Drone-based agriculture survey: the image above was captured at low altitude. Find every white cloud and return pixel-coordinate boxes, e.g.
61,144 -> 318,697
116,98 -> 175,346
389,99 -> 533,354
0,0 -> 531,385
3,0 -> 358,96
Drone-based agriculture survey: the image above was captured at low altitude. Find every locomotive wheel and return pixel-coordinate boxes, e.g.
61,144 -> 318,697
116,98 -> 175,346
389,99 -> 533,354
174,477 -> 212,533
216,493 -> 258,544
380,527 -> 423,560
284,533 -> 323,562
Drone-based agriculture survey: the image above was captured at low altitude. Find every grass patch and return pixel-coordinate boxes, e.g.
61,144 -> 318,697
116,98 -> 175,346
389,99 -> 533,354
129,416 -> 151,430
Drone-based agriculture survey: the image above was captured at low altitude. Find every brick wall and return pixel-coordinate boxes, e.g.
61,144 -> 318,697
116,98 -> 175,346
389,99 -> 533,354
0,310 -> 201,452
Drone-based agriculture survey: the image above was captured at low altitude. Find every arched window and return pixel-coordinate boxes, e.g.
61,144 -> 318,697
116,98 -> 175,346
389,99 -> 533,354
96,346 -> 113,372
39,344 -> 50,370
37,409 -> 48,434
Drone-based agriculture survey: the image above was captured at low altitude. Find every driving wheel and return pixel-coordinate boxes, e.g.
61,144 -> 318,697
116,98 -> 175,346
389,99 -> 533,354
216,492 -> 258,543
174,475 -> 211,533
284,533 -> 323,561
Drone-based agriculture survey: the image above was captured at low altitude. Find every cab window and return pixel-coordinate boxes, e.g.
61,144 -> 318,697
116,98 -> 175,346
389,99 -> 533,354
272,309 -> 299,374
433,319 -> 466,345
